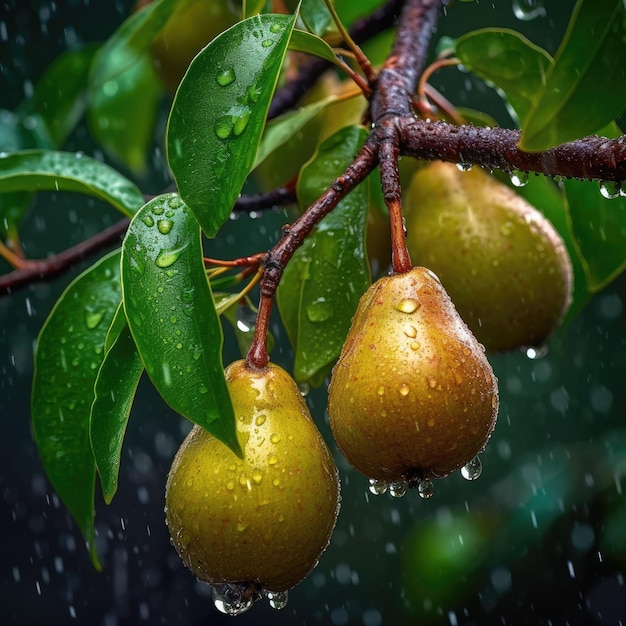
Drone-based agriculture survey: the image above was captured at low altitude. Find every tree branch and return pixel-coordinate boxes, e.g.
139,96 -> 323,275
399,119 -> 626,182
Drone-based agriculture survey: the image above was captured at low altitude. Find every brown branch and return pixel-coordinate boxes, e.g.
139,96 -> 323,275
0,218 -> 129,295
247,140 -> 379,369
268,0 -> 406,120
399,119 -> 626,182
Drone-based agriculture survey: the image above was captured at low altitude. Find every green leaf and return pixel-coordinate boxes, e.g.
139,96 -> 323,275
297,0 -> 333,37
90,304 -> 144,504
88,50 -> 162,174
561,122 -> 626,292
121,193 -> 241,455
31,250 -> 123,569
0,150 -> 145,217
89,0 -> 180,89
520,0 -> 626,151
289,28 -> 340,64
17,45 -> 99,148
253,92 -> 338,169
455,28 -> 553,125
277,126 -> 370,385
166,13 -> 296,237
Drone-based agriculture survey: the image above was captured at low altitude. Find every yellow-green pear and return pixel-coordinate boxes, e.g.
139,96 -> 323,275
166,360 -> 340,606
405,162 -> 573,352
328,267 -> 498,483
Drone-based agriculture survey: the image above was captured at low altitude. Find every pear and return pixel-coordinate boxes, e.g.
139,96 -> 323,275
165,360 -> 340,610
328,267 -> 498,483
405,162 -> 573,352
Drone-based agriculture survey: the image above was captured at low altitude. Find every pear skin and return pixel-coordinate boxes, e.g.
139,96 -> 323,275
405,162 -> 573,352
166,360 -> 340,593
328,267 -> 499,482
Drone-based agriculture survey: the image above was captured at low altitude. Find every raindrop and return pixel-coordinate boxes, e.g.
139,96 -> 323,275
155,243 -> 187,268
261,39 -> 274,48
395,298 -> 420,314
525,345 -> 548,360
298,382 -> 310,397
85,311 -> 104,330
212,583 -> 256,616
368,478 -> 388,495
510,170 -> 529,187
265,590 -> 288,610
269,22 -> 284,33
389,482 -> 407,498
215,115 -> 234,139
216,68 -> 235,86
456,163 -> 473,172
599,180 -> 621,199
512,0 -> 546,20
141,215 -> 154,227
233,110 -> 251,136
418,479 -> 434,499
306,298 -> 333,322
235,304 -> 257,333
157,219 -> 173,234
460,455 -> 482,480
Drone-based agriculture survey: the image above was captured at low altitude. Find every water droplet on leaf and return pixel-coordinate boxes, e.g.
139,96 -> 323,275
155,243 -> 187,268
216,68 -> 236,86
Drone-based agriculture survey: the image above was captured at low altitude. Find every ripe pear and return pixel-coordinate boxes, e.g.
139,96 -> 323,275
405,162 -> 573,352
165,360 -> 340,597
328,267 -> 499,483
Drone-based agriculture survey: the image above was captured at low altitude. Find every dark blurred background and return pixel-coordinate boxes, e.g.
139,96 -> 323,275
2,1 -> 626,624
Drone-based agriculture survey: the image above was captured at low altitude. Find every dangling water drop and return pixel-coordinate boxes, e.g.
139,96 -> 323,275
265,590 -> 288,610
368,478 -> 388,495
298,382 -> 310,397
418,479 -> 434,499
510,170 -> 529,188
525,345 -> 549,360
389,482 -> 407,498
512,0 -> 545,21
456,162 -> 473,172
235,303 -> 257,333
212,583 -> 255,616
460,455 -> 482,480
599,181 -> 621,200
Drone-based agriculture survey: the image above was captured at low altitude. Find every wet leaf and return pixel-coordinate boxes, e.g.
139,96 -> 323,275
520,0 -> 626,151
89,0 -> 180,89
121,193 -> 241,455
276,126 -> 370,385
88,50 -> 162,174
455,28 -> 552,125
31,250 -> 123,569
166,13 -> 296,237
253,92 -> 338,169
289,28 -> 340,65
17,45 -> 99,148
90,304 -> 144,504
287,0 -> 333,36
0,150 -> 145,217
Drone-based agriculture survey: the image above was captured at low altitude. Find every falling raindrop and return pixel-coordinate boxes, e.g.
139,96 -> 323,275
460,455 -> 482,481
512,0 -> 545,21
